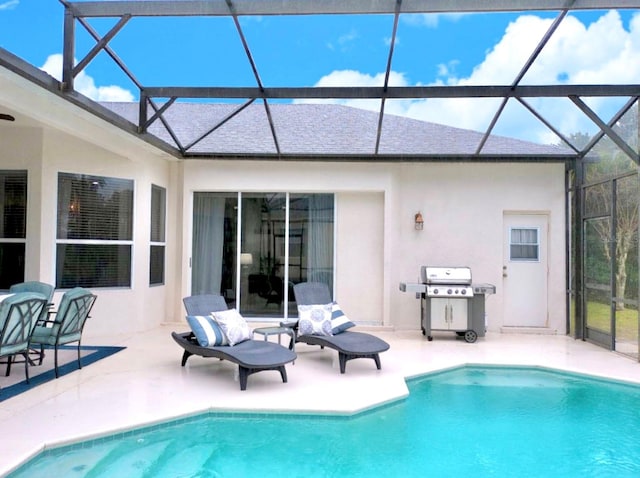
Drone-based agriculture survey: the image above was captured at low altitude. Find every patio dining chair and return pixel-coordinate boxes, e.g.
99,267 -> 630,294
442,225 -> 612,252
30,287 -> 97,378
9,281 -> 55,324
9,282 -> 55,363
0,293 -> 48,386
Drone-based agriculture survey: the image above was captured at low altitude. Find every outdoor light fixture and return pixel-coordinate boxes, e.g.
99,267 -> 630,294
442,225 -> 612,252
414,212 -> 424,230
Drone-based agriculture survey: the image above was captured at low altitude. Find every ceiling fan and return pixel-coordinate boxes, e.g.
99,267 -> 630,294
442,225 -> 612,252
0,113 -> 15,121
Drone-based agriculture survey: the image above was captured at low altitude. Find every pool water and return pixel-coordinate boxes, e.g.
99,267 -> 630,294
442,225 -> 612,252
9,366 -> 640,477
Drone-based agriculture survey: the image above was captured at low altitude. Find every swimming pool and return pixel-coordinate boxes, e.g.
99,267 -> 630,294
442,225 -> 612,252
9,365 -> 640,477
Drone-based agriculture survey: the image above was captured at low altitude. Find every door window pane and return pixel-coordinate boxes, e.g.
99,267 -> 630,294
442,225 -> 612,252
191,192 -> 238,305
510,227 -> 539,261
290,193 -> 334,290
241,193 -> 286,317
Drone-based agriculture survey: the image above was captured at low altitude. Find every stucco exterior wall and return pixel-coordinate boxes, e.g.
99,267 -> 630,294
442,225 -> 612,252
1,118 -> 566,339
391,162 -> 566,333
180,160 -> 566,334
13,128 -> 174,340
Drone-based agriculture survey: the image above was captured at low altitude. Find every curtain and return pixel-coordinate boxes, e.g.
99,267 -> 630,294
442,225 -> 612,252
192,194 -> 225,295
306,194 -> 334,292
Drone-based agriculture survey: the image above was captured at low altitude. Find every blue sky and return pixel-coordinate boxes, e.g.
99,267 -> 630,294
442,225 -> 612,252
1,1 -> 639,144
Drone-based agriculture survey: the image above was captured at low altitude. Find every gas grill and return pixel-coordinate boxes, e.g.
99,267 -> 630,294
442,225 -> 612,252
400,266 -> 495,343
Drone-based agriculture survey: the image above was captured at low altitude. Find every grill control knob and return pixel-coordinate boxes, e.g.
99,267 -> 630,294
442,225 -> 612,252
461,289 -> 467,295
433,288 -> 439,295
447,289 -> 452,295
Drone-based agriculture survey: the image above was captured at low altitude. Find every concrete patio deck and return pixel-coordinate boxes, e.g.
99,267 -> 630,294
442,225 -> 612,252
1,325 -> 639,476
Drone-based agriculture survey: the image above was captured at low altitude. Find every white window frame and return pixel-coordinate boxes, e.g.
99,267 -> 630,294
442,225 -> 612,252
55,172 -> 134,289
150,184 -> 166,286
509,226 -> 540,262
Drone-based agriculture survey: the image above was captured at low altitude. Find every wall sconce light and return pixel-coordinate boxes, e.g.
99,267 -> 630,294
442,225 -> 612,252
414,212 -> 424,231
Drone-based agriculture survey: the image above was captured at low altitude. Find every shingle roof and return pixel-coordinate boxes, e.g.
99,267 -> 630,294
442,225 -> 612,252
101,102 -> 570,158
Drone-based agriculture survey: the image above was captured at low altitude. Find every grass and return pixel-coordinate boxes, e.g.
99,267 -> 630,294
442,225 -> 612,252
586,301 -> 639,342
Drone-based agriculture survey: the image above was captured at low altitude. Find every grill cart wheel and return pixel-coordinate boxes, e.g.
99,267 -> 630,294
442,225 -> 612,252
464,330 -> 477,343
427,336 -> 433,341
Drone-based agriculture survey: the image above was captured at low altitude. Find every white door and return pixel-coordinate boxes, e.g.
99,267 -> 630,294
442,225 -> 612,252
503,213 -> 548,327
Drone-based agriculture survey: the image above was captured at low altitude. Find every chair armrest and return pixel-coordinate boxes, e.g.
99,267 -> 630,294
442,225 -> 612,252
280,320 -> 298,329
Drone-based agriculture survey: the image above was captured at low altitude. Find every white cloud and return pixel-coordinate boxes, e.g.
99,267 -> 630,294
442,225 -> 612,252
384,35 -> 399,47
293,69 -> 410,111
327,29 -> 359,51
304,10 -> 640,144
40,54 -> 135,102
403,13 -> 469,28
0,0 -> 19,11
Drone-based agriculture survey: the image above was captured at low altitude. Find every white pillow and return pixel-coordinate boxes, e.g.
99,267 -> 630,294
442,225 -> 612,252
211,308 -> 252,346
297,303 -> 333,336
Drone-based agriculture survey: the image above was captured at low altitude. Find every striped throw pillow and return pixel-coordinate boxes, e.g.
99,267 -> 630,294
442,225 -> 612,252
186,315 -> 228,347
331,302 -> 355,334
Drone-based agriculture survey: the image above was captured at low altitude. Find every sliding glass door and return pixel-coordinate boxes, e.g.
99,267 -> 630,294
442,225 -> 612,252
240,193 -> 286,317
192,192 -> 334,319
191,193 -> 238,302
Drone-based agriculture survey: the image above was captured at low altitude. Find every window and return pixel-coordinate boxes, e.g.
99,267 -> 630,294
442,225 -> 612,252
56,173 -> 133,288
510,227 -> 540,261
0,170 -> 27,289
150,184 -> 166,285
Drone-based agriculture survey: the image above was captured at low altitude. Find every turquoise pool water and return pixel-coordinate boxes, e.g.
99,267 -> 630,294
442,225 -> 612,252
9,366 -> 640,477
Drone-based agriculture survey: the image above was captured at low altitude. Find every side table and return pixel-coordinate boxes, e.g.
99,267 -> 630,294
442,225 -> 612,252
252,326 -> 296,352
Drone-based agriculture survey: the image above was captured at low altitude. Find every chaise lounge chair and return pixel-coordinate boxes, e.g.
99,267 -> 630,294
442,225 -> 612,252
172,294 -> 297,390
287,282 -> 390,374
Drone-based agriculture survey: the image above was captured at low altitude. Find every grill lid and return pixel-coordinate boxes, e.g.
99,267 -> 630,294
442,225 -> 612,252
421,266 -> 472,285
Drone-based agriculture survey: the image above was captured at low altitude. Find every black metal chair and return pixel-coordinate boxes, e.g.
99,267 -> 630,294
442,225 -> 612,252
9,281 -> 55,325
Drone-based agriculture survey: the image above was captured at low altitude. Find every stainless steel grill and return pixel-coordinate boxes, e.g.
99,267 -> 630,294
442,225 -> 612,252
422,266 -> 474,298
400,266 -> 495,343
